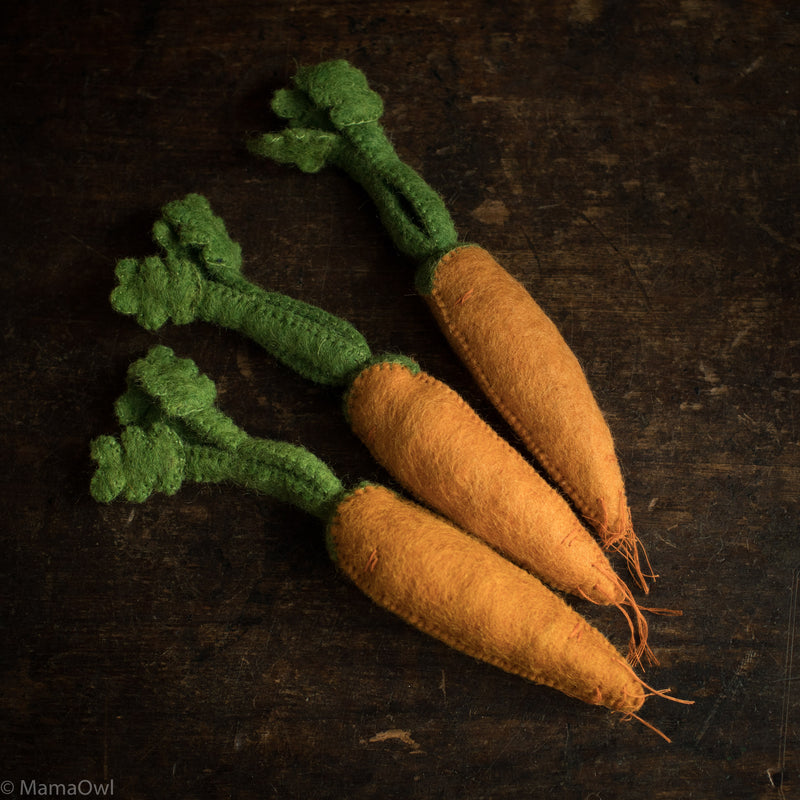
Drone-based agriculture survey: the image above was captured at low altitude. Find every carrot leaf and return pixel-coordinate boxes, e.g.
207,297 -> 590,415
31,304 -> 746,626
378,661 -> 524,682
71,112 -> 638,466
111,254 -> 203,331
248,128 -> 342,174
126,345 -> 248,452
90,420 -> 186,504
155,193 -> 245,289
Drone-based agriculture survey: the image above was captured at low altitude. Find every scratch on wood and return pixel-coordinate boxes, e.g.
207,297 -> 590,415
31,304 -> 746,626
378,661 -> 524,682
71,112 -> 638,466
695,648 -> 758,743
522,229 -> 543,278
768,566 -> 800,797
574,209 -> 653,311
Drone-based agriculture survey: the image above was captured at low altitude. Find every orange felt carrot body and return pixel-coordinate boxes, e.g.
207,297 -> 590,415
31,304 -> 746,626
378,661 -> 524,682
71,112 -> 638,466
92,347 -> 675,726
425,245 -> 643,580
346,360 -> 626,606
111,194 -> 651,663
113,196 -> 640,610
328,483 -> 646,715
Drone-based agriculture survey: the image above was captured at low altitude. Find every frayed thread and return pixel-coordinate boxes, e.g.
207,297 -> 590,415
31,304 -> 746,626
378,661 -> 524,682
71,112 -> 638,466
614,656 -> 694,742
592,493 -> 656,594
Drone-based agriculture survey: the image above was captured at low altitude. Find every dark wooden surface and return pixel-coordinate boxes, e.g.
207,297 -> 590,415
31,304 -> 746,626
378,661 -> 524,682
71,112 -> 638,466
2,2 -> 799,798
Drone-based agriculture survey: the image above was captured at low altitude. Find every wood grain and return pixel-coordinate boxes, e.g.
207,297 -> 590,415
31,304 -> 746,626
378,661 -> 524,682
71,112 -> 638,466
1,2 -> 798,797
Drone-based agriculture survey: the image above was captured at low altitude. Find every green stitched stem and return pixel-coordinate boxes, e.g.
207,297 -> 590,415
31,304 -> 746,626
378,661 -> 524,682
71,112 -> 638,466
110,193 -> 373,387
331,146 -> 455,267
196,282 -> 372,386
186,442 -> 344,522
248,60 -> 459,266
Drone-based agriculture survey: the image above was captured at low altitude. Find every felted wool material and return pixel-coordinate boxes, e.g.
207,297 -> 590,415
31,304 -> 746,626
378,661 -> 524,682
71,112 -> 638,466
91,351 -> 671,719
90,421 -> 186,504
186,442 -> 345,522
111,194 -> 371,387
344,359 -> 626,606
197,284 -> 372,387
90,346 -> 345,521
248,60 -> 459,265
423,245 -> 639,572
250,63 -> 647,581
155,193 -> 245,288
122,343 -> 249,452
327,483 -> 645,715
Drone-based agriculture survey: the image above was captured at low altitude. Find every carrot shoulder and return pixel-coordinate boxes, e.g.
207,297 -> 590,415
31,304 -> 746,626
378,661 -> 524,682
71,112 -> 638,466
328,483 -> 645,715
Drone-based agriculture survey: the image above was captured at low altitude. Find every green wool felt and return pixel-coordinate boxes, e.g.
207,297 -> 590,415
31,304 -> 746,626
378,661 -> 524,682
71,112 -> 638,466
124,344 -> 249,452
186,442 -> 344,522
90,421 -> 186,504
90,346 -> 344,520
111,194 -> 371,386
247,60 -> 458,265
156,193 -> 247,289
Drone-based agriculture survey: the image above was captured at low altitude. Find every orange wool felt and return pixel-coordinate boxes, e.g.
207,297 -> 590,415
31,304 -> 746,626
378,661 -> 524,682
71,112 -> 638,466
346,360 -> 633,609
425,245 -> 648,587
327,483 -> 646,715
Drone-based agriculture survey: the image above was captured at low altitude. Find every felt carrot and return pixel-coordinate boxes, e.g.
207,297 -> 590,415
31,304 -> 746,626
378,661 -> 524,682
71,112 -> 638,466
109,194 -> 654,665
90,345 -> 689,731
247,60 -> 650,589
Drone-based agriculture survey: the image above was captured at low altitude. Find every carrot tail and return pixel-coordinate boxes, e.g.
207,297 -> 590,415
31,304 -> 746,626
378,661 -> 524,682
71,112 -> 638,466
592,493 -> 658,593
328,483 -> 647,715
592,564 -> 657,670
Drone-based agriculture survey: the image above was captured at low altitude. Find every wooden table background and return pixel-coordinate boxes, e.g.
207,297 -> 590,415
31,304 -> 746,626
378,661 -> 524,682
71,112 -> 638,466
2,2 -> 799,798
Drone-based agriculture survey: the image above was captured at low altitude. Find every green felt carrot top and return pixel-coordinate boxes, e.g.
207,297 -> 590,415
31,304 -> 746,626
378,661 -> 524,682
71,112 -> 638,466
247,59 -> 458,289
90,344 -> 346,523
111,193 -> 401,387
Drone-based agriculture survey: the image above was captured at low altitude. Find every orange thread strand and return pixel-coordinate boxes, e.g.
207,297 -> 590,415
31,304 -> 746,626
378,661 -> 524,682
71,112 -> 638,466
625,712 -> 672,743
594,562 -> 657,669
365,548 -> 379,573
614,657 -> 695,706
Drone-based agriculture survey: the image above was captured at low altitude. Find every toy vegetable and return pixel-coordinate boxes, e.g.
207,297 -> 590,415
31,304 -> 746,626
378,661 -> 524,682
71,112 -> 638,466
109,194 -> 652,664
90,345 -> 686,731
247,60 -> 649,590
